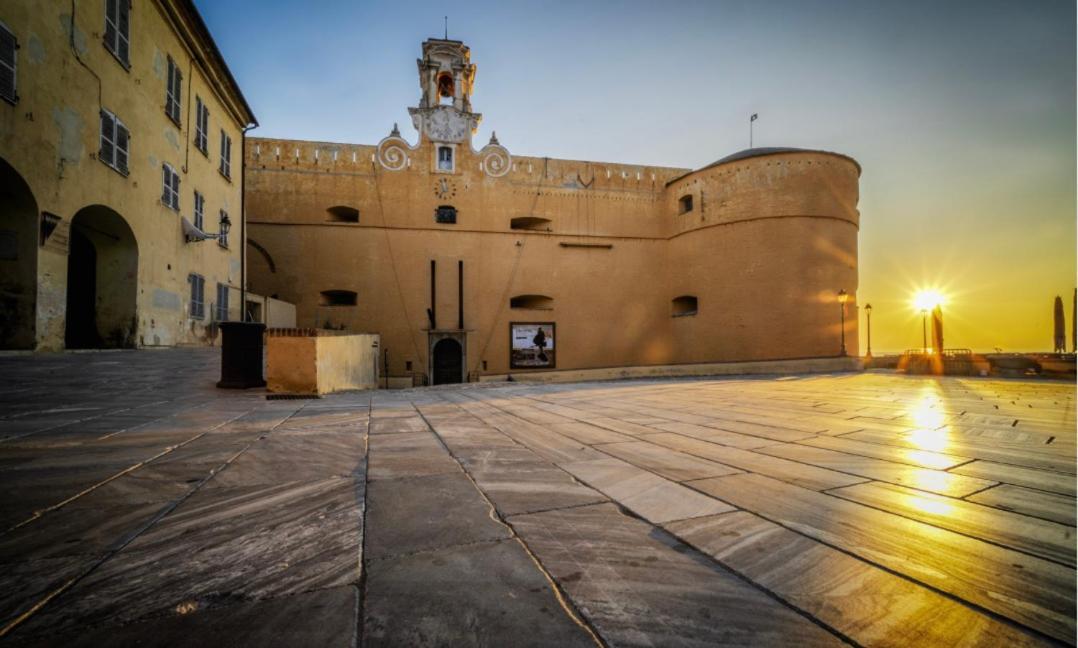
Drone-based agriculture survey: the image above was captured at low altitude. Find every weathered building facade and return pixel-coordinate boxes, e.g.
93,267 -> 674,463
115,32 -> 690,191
0,0 -> 256,350
247,39 -> 861,384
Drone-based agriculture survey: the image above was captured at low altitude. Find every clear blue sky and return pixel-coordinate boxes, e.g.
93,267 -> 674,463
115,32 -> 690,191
196,0 -> 1076,352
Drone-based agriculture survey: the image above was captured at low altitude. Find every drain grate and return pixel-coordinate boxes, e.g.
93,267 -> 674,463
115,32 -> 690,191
266,393 -> 322,400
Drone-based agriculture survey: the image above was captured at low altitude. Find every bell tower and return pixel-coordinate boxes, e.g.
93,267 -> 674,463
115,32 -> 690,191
409,39 -> 482,145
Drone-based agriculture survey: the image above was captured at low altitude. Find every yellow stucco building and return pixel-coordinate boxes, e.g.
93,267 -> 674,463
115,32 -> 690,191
0,0 -> 258,351
246,38 -> 861,385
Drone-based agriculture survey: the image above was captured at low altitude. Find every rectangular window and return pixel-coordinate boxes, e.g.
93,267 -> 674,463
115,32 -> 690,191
165,56 -> 182,125
217,209 -> 229,248
194,97 -> 209,154
0,21 -> 17,104
99,109 -> 130,174
216,283 -> 229,322
162,163 -> 180,210
188,273 -> 205,319
193,190 -> 204,230
678,194 -> 693,214
103,0 -> 130,67
219,130 -> 232,179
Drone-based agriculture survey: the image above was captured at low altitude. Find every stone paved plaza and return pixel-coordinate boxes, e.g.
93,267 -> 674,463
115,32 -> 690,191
0,350 -> 1074,646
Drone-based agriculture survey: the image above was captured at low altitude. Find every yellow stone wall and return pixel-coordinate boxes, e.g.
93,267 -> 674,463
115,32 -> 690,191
246,135 -> 861,382
0,0 -> 253,350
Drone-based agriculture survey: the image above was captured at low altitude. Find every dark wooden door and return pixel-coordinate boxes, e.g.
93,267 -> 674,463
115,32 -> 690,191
432,338 -> 462,385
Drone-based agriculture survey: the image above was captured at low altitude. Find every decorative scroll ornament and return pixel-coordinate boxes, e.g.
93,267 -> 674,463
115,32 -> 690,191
376,123 -> 411,171
479,131 -> 511,178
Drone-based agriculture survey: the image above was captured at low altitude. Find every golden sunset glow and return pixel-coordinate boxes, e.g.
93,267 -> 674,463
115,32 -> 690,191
912,290 -> 947,312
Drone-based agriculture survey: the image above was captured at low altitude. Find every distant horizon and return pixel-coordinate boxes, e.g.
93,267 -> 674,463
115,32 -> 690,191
194,0 -> 1076,354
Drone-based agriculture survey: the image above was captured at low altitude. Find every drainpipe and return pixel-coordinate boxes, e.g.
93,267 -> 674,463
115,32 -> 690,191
240,123 -> 257,320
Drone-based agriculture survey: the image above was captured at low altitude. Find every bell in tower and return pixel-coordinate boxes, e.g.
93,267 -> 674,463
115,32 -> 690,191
409,39 -> 482,144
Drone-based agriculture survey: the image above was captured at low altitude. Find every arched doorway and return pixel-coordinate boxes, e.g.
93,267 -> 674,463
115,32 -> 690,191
65,205 -> 138,349
0,157 -> 39,349
432,337 -> 463,385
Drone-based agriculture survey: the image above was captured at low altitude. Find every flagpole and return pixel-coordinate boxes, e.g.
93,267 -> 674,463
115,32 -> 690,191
749,113 -> 758,148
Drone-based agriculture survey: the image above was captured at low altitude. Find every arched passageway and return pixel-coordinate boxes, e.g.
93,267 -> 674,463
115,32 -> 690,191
432,337 -> 463,385
65,205 -> 139,349
0,157 -> 39,349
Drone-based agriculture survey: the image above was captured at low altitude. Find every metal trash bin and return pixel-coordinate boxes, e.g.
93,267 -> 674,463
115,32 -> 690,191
217,321 -> 267,388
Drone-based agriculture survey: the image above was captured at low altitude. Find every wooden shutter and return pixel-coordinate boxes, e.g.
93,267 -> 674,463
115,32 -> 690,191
99,111 -> 115,166
115,120 -> 129,172
0,23 -> 16,103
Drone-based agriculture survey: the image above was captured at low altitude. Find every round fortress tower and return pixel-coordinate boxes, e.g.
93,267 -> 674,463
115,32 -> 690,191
664,147 -> 861,363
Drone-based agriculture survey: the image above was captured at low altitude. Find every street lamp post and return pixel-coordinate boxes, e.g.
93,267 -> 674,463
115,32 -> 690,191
921,308 -> 927,353
864,303 -> 873,358
838,289 -> 849,356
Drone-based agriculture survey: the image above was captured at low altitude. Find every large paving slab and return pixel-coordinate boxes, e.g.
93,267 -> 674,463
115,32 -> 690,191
0,351 -> 1073,646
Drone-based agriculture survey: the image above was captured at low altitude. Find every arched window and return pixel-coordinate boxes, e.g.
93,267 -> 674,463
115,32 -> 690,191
672,295 -> 698,317
326,206 -> 359,223
437,146 -> 454,171
437,73 -> 455,101
510,294 -> 554,310
510,216 -> 552,231
435,205 -> 457,224
320,290 -> 357,306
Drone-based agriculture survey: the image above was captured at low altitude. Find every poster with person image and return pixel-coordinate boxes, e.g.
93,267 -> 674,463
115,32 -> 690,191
510,322 -> 556,368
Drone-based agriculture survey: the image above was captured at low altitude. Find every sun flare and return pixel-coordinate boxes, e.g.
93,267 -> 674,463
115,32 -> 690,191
912,289 -> 947,312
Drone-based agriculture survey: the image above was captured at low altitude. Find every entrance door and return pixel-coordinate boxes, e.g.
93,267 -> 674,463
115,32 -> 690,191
432,338 -> 463,385
65,228 -> 99,348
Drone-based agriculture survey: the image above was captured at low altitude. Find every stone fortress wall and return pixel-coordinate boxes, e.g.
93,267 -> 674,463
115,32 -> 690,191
244,39 -> 860,384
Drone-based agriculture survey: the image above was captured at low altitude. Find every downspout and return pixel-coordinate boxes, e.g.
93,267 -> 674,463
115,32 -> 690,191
240,123 -> 257,320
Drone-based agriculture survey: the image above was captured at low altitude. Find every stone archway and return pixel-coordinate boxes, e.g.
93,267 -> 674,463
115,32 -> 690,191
0,157 -> 39,349
65,205 -> 139,349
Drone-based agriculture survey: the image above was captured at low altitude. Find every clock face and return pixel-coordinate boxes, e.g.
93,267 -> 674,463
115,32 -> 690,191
433,178 -> 458,200
426,107 -> 469,142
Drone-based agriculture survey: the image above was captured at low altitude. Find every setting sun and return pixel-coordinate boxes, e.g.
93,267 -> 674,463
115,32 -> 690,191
912,290 -> 947,312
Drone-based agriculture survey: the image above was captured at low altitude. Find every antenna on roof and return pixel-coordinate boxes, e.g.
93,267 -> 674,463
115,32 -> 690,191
444,16 -> 448,39
749,113 -> 758,148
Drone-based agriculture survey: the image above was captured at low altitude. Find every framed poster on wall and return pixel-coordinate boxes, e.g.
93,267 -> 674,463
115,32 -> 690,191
510,322 -> 556,369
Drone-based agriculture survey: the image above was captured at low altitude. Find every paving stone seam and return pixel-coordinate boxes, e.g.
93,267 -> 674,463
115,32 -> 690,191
473,390 -> 1066,646
0,396 -> 181,443
1,407 -> 260,535
675,474 -> 1068,646
354,393 -> 372,648
816,485 -> 1077,569
0,401 -> 314,640
413,400 -> 608,648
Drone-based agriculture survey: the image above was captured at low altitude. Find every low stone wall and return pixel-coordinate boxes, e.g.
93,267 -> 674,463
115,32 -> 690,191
266,329 -> 380,394
478,356 -> 862,384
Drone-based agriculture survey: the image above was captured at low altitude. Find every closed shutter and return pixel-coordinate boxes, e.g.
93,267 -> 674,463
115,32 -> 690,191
104,0 -> 117,54
100,111 -> 115,166
115,121 -> 129,173
171,169 -> 180,209
162,165 -> 170,203
0,22 -> 16,104
117,0 -> 130,64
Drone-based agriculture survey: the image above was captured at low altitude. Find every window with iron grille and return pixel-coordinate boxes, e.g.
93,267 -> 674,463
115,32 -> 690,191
103,0 -> 130,67
216,283 -> 229,322
99,109 -> 130,175
217,209 -> 229,248
0,21 -> 17,105
219,130 -> 232,179
194,97 -> 209,154
435,205 -> 457,224
162,163 -> 180,210
188,274 -> 205,319
165,56 -> 182,125
193,190 -> 204,230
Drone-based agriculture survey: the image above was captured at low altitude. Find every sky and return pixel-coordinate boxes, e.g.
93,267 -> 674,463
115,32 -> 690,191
195,0 -> 1076,353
